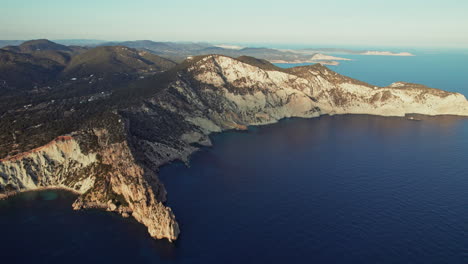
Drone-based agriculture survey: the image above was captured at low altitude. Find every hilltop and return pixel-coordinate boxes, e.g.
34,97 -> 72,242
0,40 -> 176,94
64,46 -> 176,77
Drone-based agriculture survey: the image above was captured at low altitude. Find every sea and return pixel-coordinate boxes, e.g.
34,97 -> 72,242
1,49 -> 468,263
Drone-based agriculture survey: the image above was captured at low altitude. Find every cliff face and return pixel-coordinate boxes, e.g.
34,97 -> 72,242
0,129 -> 179,242
139,55 -> 468,139
1,54 -> 467,241
0,136 -> 97,196
181,55 -> 468,121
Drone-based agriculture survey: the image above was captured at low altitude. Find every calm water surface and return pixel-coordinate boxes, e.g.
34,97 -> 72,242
1,115 -> 467,263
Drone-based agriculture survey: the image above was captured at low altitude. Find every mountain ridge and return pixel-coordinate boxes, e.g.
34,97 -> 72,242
63,46 -> 177,77
0,40 -> 176,94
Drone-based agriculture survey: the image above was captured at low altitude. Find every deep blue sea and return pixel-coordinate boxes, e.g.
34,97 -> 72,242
1,51 -> 468,263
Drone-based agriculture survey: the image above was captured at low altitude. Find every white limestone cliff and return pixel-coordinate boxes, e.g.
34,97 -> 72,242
0,131 -> 179,242
172,55 -> 468,133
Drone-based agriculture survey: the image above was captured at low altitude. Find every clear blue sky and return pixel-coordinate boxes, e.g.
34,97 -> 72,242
1,0 -> 467,47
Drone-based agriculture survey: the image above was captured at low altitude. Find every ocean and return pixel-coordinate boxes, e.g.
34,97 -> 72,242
1,50 -> 467,263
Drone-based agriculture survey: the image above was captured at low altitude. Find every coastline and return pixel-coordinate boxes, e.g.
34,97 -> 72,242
0,186 -> 81,200
3,113 -> 465,202
159,113 -> 468,175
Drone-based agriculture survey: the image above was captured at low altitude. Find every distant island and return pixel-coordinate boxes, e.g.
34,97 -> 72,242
361,51 -> 415,56
270,53 -> 352,65
291,47 -> 415,57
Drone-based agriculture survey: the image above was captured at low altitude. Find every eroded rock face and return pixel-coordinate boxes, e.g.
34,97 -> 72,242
0,136 -> 97,196
0,130 -> 179,242
141,55 -> 468,142
1,54 -> 467,241
182,55 -> 468,120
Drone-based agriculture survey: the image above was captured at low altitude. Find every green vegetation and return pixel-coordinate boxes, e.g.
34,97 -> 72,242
0,40 -> 186,159
63,46 -> 176,77
0,49 -> 65,90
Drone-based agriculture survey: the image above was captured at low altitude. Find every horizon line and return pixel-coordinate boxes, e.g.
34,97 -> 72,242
1,38 -> 467,50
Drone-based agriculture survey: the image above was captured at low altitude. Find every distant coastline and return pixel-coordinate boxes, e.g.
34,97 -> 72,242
269,59 -> 341,66
269,53 -> 350,65
362,51 -> 415,56
284,48 -> 416,57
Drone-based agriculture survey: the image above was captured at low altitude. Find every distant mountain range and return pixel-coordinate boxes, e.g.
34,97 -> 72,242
97,40 -> 314,63
0,39 -> 176,92
0,39 -> 415,65
0,39 -> 334,93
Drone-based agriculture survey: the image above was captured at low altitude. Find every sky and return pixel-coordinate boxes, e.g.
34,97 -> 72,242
1,0 -> 467,48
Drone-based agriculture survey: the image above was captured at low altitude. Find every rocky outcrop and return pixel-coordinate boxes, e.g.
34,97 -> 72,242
71,136 -> 179,241
1,54 -> 467,241
0,136 -> 97,196
0,129 -> 179,242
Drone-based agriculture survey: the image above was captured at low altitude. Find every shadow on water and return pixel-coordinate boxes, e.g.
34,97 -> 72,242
0,189 -> 177,263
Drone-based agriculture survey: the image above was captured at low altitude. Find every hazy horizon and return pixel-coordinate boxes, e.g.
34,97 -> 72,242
2,0 -> 467,49
2,39 -> 468,52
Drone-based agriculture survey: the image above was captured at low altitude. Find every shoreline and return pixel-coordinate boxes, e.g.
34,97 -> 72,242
158,113 -> 468,172
2,114 -> 467,202
0,186 -> 81,200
